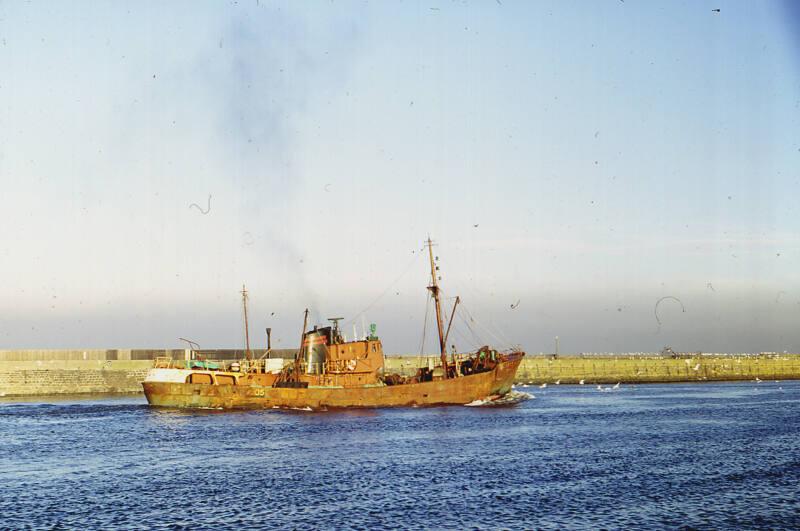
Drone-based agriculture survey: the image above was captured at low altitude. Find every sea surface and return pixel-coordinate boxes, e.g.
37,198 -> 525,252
2,381 -> 800,530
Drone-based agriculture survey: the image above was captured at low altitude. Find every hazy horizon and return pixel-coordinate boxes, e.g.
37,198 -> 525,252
1,1 -> 799,354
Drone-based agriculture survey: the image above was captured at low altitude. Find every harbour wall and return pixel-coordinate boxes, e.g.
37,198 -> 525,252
0,349 -> 294,396
0,360 -> 151,396
2,350 -> 800,396
387,356 -> 800,384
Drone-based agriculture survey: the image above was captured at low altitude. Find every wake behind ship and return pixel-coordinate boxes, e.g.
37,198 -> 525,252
142,238 -> 525,409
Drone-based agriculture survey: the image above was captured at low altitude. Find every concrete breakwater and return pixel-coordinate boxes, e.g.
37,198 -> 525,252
2,350 -> 800,396
388,356 -> 800,384
0,360 -> 151,396
0,349 -> 294,397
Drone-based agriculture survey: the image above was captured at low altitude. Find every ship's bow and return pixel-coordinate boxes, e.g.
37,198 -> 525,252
491,352 -> 524,395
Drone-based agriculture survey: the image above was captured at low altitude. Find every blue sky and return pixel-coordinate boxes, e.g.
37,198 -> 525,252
1,0 -> 798,353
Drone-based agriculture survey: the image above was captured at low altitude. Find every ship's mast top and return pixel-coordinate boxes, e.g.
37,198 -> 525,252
426,237 -> 449,375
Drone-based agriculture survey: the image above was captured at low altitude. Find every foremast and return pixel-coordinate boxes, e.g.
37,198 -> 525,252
426,237 -> 449,377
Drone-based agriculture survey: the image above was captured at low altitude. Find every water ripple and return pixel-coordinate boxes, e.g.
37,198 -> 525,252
1,382 -> 799,529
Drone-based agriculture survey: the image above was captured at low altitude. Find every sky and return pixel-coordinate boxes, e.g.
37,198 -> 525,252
1,0 -> 799,354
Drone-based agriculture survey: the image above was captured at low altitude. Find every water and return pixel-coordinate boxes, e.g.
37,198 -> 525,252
2,381 -> 799,529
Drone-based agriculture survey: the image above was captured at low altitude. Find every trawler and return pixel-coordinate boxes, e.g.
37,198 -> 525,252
142,238 -> 525,409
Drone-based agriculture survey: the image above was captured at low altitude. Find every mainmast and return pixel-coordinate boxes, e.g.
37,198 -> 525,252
241,284 -> 252,360
426,237 -> 449,375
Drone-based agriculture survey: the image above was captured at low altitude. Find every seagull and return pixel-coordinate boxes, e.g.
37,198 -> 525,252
579,379 -> 585,385
755,377 -> 762,383
612,382 -> 620,389
693,363 -> 701,371
539,383 -> 547,389
555,379 -> 561,385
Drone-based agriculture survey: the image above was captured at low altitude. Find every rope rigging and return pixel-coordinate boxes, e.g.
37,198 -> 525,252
416,284 -> 514,357
346,248 -> 423,326
418,294 -> 431,356
457,300 -> 511,349
446,276 -> 515,348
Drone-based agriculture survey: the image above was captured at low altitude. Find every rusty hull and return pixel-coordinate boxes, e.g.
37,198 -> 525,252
142,354 -> 523,409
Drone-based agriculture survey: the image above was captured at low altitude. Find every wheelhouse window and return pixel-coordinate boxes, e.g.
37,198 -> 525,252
187,373 -> 213,384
